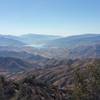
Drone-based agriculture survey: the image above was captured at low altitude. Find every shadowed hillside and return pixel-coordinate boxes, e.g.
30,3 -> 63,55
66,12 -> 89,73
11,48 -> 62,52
0,59 -> 100,100
0,57 -> 41,72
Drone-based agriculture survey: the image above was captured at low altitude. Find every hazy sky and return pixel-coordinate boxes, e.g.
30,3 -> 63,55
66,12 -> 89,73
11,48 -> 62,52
0,0 -> 100,36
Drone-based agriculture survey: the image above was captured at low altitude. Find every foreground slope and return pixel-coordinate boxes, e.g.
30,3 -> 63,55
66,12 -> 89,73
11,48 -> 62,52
0,59 -> 100,100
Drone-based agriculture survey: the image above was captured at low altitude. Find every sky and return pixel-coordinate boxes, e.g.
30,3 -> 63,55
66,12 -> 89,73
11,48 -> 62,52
0,0 -> 100,36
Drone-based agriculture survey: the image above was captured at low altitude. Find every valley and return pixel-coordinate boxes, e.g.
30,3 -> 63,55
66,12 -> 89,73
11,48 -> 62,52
0,34 -> 100,100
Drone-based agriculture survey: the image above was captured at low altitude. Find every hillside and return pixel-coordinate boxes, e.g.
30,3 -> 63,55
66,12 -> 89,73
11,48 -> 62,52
0,51 -> 48,62
0,34 -> 61,48
0,59 -> 100,100
0,36 -> 25,46
0,57 -> 40,72
19,33 -> 61,44
46,34 -> 100,48
23,59 -> 95,88
68,43 -> 100,59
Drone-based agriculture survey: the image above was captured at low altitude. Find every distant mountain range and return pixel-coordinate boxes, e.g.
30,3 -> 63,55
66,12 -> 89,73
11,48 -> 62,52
46,34 -> 100,48
41,34 -> 100,59
0,34 -> 60,47
18,34 -> 61,45
0,36 -> 25,46
0,33 -> 100,73
0,33 -> 100,59
1,33 -> 100,48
